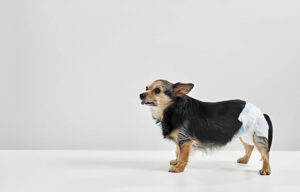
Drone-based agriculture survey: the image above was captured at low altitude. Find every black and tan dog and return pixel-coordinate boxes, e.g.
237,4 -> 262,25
139,80 -> 273,175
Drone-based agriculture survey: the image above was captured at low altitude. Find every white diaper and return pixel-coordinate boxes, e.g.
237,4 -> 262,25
235,103 -> 269,145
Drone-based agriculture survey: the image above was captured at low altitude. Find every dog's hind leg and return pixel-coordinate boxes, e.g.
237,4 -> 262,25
237,137 -> 254,164
169,141 -> 193,173
253,134 -> 271,175
169,145 -> 179,165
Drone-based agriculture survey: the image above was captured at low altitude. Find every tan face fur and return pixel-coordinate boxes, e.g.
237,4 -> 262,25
142,80 -> 173,120
145,80 -> 172,107
140,80 -> 194,121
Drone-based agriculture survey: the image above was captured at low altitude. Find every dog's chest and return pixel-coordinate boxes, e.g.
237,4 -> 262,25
168,129 -> 179,143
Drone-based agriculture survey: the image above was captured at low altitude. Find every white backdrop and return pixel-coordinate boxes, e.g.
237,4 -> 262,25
0,0 -> 299,150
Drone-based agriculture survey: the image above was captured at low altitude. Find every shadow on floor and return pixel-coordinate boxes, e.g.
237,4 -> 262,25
56,158 -> 259,175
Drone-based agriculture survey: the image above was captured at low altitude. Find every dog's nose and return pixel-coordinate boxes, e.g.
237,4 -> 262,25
140,93 -> 146,100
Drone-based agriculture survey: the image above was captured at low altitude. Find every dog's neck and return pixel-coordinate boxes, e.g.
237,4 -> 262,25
150,107 -> 164,122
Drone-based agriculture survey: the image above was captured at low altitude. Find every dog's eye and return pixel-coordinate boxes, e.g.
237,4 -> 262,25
154,88 -> 161,94
146,86 -> 148,91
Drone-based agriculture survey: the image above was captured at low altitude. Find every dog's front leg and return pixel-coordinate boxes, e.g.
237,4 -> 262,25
169,145 -> 179,165
169,141 -> 192,173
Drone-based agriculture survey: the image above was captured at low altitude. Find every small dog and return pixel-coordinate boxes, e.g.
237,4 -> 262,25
139,80 -> 273,175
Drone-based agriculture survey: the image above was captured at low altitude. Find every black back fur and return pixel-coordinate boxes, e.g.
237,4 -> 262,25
161,96 -> 246,146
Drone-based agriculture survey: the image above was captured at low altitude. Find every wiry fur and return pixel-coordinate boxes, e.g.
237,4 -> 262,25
161,96 -> 246,148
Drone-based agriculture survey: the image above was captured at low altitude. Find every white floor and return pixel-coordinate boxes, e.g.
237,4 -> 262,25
0,150 -> 299,192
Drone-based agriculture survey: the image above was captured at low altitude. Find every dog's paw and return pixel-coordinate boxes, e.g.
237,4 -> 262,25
259,168 -> 271,175
237,157 -> 249,164
168,165 -> 184,173
169,159 -> 177,165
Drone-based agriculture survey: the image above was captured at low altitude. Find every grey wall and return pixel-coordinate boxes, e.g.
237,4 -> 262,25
0,0 -> 299,150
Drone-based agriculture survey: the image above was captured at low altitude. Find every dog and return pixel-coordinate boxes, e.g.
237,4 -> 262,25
139,80 -> 273,175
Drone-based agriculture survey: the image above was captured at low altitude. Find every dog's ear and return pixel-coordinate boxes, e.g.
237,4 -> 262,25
173,82 -> 194,97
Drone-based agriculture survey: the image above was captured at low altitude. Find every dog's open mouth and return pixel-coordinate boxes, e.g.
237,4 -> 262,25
141,100 -> 156,106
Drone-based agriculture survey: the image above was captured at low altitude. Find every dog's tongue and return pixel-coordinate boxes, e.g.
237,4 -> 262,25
141,100 -> 146,105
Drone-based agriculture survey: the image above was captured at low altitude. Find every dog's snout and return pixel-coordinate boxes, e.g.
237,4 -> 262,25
140,93 -> 146,100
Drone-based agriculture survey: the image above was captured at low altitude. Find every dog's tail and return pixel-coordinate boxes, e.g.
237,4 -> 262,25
264,114 -> 273,152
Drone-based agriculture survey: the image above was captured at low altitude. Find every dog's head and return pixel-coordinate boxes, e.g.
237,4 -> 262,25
139,80 -> 194,109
